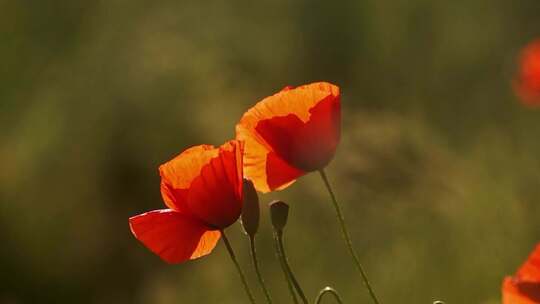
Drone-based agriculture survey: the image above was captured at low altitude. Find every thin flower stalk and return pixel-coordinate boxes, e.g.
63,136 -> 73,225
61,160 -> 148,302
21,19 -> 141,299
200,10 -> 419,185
275,230 -> 308,304
221,230 -> 257,304
319,169 -> 381,304
274,231 -> 299,304
249,237 -> 273,304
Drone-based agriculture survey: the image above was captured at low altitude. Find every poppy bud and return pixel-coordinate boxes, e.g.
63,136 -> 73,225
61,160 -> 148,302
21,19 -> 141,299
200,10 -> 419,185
241,179 -> 260,237
269,200 -> 289,232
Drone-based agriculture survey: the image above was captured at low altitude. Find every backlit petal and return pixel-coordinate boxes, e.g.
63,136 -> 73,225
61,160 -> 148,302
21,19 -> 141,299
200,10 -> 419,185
256,94 -> 340,171
503,277 -> 540,304
186,140 -> 244,228
236,82 -> 340,192
129,209 -> 220,264
503,244 -> 540,303
517,244 -> 540,282
159,145 -> 219,211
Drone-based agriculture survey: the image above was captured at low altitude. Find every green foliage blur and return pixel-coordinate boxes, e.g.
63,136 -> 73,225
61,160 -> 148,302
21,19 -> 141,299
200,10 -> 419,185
2,1 -> 540,303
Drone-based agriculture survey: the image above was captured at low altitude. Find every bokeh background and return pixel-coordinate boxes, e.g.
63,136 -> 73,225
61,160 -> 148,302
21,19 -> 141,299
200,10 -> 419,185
2,1 -> 540,303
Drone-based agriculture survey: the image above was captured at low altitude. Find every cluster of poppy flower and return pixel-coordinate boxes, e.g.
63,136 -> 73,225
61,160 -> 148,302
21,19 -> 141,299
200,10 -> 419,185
129,82 -> 340,264
127,37 -> 540,303
129,82 -> 346,303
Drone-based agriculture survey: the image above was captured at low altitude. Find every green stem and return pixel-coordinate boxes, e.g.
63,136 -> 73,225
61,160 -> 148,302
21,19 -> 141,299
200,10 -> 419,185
273,231 -> 299,304
221,230 -> 257,304
318,169 -> 381,304
314,287 -> 344,304
276,231 -> 308,304
249,237 -> 273,304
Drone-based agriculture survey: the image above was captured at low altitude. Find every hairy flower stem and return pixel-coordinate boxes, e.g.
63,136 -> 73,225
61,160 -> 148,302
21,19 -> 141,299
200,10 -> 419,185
315,287 -> 344,304
274,234 -> 298,304
221,230 -> 257,304
274,231 -> 299,304
249,237 -> 273,304
275,231 -> 308,304
318,169 -> 381,304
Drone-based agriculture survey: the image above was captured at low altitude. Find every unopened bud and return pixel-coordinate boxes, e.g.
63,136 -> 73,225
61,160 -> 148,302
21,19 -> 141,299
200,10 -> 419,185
241,179 -> 260,237
269,200 -> 289,232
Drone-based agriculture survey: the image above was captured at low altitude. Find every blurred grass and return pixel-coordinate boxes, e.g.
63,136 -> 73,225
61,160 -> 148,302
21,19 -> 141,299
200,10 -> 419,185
1,0 -> 540,303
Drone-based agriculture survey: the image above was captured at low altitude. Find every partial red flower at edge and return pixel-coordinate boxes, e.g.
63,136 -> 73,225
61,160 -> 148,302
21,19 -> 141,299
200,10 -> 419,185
129,140 -> 244,264
502,243 -> 540,304
514,39 -> 540,107
236,82 -> 340,193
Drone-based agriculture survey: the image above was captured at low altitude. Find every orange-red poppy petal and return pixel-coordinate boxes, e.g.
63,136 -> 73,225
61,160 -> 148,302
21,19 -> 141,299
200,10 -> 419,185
236,82 -> 340,192
256,93 -> 340,171
159,145 -> 219,212
265,151 -> 305,191
517,244 -> 540,282
503,277 -> 540,304
502,244 -> 540,303
129,209 -> 220,264
186,140 -> 244,228
159,141 -> 244,229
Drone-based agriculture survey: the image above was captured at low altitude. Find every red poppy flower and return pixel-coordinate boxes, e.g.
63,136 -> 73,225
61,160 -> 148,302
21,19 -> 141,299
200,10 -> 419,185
502,243 -> 540,303
129,140 -> 244,264
236,82 -> 340,192
514,39 -> 540,107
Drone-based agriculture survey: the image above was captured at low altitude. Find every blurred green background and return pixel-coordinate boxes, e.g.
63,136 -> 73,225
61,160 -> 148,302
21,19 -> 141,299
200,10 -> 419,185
2,1 -> 540,303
